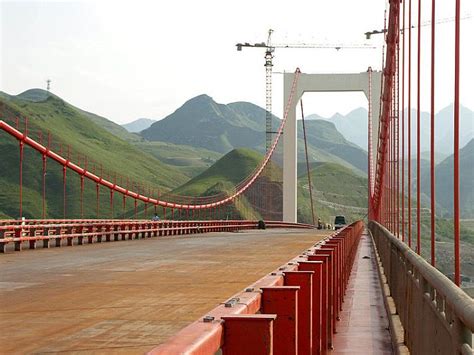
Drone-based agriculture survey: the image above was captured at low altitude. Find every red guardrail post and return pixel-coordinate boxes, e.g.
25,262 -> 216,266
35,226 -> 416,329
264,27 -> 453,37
221,314 -> 276,355
105,225 -> 111,242
96,225 -> 103,243
298,260 -> 323,354
158,221 -> 163,237
54,226 -> 62,247
113,225 -> 119,241
313,249 -> 334,343
324,240 -> 342,317
66,226 -> 73,246
43,227 -> 51,248
284,271 -> 314,355
134,223 -> 140,239
87,225 -> 94,244
29,227 -> 37,249
77,226 -> 84,245
308,254 -> 331,353
261,286 -> 300,355
14,228 -> 22,251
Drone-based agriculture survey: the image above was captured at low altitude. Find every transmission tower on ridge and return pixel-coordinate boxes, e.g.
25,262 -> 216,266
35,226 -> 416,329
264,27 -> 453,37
46,79 -> 51,92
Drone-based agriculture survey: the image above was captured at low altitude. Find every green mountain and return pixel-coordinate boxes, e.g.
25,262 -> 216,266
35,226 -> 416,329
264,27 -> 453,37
298,162 -> 368,224
134,141 -> 222,178
173,148 -> 264,197
167,148 -> 271,220
141,94 -> 368,174
170,148 -> 368,224
17,89 -> 140,142
308,107 -> 368,150
310,105 -> 474,154
297,119 -> 367,174
141,95 -> 268,153
421,139 -> 474,218
0,89 -> 188,219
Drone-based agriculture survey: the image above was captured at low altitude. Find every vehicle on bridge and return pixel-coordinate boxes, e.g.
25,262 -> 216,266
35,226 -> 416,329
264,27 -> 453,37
334,215 -> 346,230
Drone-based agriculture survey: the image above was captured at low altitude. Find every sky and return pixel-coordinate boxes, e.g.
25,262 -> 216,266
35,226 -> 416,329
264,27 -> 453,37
0,0 -> 473,124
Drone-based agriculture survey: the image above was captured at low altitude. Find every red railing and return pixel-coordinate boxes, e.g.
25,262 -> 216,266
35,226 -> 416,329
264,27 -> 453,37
0,70 -> 301,220
149,221 -> 364,354
371,0 -> 465,286
0,219 -> 314,253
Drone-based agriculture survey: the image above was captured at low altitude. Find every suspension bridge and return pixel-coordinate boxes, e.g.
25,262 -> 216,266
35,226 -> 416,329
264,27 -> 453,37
1,0 -> 473,354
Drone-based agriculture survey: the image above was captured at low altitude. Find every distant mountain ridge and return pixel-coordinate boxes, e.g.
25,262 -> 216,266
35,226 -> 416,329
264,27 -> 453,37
17,89 -> 140,142
1,88 -> 472,220
122,118 -> 156,133
306,107 -> 368,150
141,94 -> 273,153
308,104 -> 474,154
141,94 -> 368,174
421,138 -> 474,218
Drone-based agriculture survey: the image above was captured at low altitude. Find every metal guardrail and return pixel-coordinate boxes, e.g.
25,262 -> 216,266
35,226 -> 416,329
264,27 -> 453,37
149,221 -> 364,354
369,221 -> 474,355
0,219 -> 314,253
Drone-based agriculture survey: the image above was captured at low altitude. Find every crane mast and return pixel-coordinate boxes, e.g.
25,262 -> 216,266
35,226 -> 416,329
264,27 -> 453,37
236,30 -> 375,153
264,29 -> 274,153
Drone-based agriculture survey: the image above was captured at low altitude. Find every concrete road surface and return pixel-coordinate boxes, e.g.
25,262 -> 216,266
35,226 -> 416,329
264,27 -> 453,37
0,228 -> 328,354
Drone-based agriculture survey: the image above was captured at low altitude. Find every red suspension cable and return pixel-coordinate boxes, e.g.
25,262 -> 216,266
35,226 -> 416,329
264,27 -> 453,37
408,0 -> 413,248
416,0 -> 422,255
0,68 -> 302,216
430,0 -> 436,266
453,0 -> 461,286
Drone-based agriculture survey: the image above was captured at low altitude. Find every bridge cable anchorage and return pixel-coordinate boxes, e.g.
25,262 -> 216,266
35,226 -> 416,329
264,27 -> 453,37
299,99 -> 316,226
0,68 -> 301,216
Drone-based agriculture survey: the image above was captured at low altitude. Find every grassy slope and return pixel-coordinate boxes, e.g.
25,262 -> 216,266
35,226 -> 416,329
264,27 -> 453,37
134,141 -> 222,178
297,162 -> 368,225
17,89 -> 141,142
298,120 -> 368,174
0,92 -> 188,219
171,149 -> 368,224
140,95 -> 367,175
173,148 -> 262,196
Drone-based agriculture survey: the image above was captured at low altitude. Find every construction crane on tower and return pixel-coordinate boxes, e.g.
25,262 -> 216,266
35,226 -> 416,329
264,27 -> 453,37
364,14 -> 472,39
236,29 -> 376,152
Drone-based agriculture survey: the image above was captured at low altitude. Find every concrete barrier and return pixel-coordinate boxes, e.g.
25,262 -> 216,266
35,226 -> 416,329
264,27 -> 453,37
369,221 -> 474,355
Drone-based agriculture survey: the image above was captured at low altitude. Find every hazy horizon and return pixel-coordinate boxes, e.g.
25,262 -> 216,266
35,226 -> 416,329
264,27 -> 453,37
1,0 -> 473,124
3,86 -> 473,126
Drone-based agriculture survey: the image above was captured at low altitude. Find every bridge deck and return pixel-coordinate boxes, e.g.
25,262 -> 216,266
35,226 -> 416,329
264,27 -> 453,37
0,228 -> 329,354
331,230 -> 392,354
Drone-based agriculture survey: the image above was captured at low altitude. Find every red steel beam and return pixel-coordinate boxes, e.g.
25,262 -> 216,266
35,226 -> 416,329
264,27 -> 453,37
408,0 -> 413,248
430,0 -> 436,266
149,222 -> 364,354
416,0 -> 422,255
372,0 -> 401,219
453,0 -> 461,286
